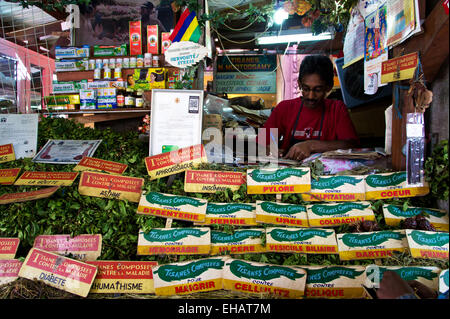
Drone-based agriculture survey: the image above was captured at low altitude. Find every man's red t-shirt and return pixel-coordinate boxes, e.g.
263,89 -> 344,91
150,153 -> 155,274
262,97 -> 359,150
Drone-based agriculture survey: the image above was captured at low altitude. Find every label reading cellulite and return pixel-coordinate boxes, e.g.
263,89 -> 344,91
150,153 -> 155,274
14,171 -> 79,186
0,186 -> 60,204
184,169 -> 245,193
195,202 -> 257,226
0,259 -> 22,286
210,229 -> 265,255
33,234 -> 102,261
302,175 -> 366,202
306,202 -> 375,227
405,229 -> 449,260
74,157 -> 128,175
256,201 -> 309,227
0,168 -> 21,185
364,172 -> 429,200
0,238 -> 20,259
0,144 -> 15,163
247,167 -> 311,194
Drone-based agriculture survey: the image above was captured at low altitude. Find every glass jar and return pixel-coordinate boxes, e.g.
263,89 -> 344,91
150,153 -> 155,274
152,55 -> 160,67
144,53 -> 152,68
115,58 -> 123,68
137,55 -> 144,68
123,58 -> 130,68
130,57 -> 137,68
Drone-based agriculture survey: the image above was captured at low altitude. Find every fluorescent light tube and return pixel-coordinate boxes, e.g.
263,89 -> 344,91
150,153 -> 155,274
257,32 -> 333,45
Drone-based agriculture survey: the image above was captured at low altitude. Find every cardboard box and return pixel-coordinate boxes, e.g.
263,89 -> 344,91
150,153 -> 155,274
161,32 -> 171,54
129,21 -> 142,56
130,68 -> 166,90
147,25 -> 159,54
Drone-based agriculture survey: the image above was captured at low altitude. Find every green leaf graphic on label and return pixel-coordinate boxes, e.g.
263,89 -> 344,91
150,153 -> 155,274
260,202 -> 306,215
410,231 -> 449,247
306,267 -> 365,284
207,203 -> 254,215
146,192 -> 206,207
142,228 -> 209,242
312,176 -> 363,190
365,172 -> 406,188
268,228 -> 334,242
367,266 -> 438,283
311,203 -> 371,216
153,259 -> 224,282
229,259 -> 304,281
249,168 -> 308,182
211,230 -> 263,243
386,205 -> 447,218
342,231 -> 406,247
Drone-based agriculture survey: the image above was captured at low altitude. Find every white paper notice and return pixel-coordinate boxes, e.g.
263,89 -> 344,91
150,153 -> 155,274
0,114 -> 38,159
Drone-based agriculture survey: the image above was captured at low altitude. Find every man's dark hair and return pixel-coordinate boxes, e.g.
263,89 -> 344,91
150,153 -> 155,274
298,55 -> 334,88
142,2 -> 155,10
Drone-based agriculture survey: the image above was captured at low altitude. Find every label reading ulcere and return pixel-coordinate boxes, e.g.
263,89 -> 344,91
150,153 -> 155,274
195,202 -> 257,226
307,202 -> 375,227
406,229 -> 449,260
364,172 -> 429,200
210,229 -> 265,255
383,204 -> 449,232
302,175 -> 366,202
247,167 -> 311,194
256,201 -> 309,227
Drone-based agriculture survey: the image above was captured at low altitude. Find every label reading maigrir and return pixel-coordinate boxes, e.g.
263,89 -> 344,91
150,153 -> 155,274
86,261 -> 158,294
0,168 -> 21,185
18,248 -> 97,298
195,202 -> 257,226
223,258 -> 307,298
256,201 -> 309,227
74,157 -> 128,175
137,192 -> 207,223
0,259 -> 22,286
307,202 -> 375,228
247,167 -> 311,194
14,171 -> 79,186
0,143 -> 15,163
137,227 -> 211,255
302,175 -> 366,202
0,238 -> 20,259
383,204 -> 449,232
33,234 -> 102,261
406,229 -> 449,260
266,227 -> 338,254
439,269 -> 449,294
152,257 -> 226,296
364,171 -> 429,200
337,230 -> 408,260
210,229 -> 265,255
184,170 -> 245,193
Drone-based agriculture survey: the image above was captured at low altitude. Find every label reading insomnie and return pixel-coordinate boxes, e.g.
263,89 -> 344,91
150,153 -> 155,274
210,229 -> 265,255
247,167 -> 311,194
306,202 -> 375,227
74,157 -> 128,175
14,171 -> 79,186
405,229 -> 449,260
184,170 -> 245,193
302,175 -> 366,201
256,201 -> 308,227
195,202 -> 257,226
33,234 -> 102,261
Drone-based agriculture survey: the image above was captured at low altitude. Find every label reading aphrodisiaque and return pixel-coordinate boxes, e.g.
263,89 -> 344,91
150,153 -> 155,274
14,171 -> 79,186
0,238 -> 20,259
210,229 -> 265,255
364,171 -> 429,200
337,230 -> 408,260
302,266 -> 366,299
0,144 -> 15,163
256,201 -> 308,227
195,202 -> 257,226
266,227 -> 338,254
0,168 -> 21,185
184,170 -> 245,193
145,144 -> 207,180
0,259 -> 22,285
73,157 -> 128,175
137,227 -> 211,255
0,186 -> 59,205
152,257 -> 226,296
33,234 -> 102,261
137,192 -> 207,223
406,229 -> 449,260
302,175 -> 366,202
439,269 -> 449,294
86,261 -> 158,294
306,202 -> 375,227
222,258 -> 307,298
382,204 -> 449,232
246,167 -> 311,194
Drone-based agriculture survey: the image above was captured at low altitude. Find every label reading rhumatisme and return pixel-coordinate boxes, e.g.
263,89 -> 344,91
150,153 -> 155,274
195,202 -> 257,226
439,269 -> 449,294
74,157 -> 128,175
33,234 -> 102,261
383,204 -> 449,232
184,169 -> 245,193
256,201 -> 309,227
247,167 -> 311,194
0,238 -> 20,259
0,259 -> 22,285
306,202 -> 375,227
302,175 -> 366,202
406,229 -> 449,260
14,171 -> 79,186
210,228 -> 265,255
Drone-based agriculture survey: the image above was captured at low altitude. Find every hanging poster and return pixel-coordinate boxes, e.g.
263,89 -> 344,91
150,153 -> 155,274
343,6 -> 366,68
0,114 -> 38,159
386,0 -> 420,47
33,139 -> 102,164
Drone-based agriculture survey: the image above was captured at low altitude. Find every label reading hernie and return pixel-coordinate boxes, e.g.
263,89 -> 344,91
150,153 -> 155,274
195,202 -> 257,226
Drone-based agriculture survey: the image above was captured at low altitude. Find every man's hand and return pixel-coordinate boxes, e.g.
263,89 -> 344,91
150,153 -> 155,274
283,141 -> 312,160
407,280 -> 438,299
376,271 -> 415,299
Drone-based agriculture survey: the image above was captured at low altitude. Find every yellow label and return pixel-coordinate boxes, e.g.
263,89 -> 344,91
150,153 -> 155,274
383,217 -> 449,232
338,248 -> 407,261
223,278 -> 304,299
247,184 -> 310,194
255,214 -> 309,227
409,248 -> 449,260
302,193 -> 365,202
90,278 -> 155,294
14,171 -> 79,186
137,205 -> 206,223
0,168 -> 21,185
195,216 -> 257,226
155,278 -> 222,296
0,144 -> 15,163
305,287 -> 365,299
308,215 -> 375,228
137,245 -> 211,255
210,244 -> 265,255
365,187 -> 429,200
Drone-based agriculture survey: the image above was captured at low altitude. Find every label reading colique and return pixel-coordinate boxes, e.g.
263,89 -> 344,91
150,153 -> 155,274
78,171 -> 144,202
247,167 -> 311,194
86,261 -> 158,294
137,192 -> 207,223
303,266 -> 366,299
137,227 -> 211,255
0,238 -> 20,259
0,144 -> 15,163
145,144 -> 207,180
302,175 -> 366,201
184,170 -> 245,193
223,258 -> 307,298
256,201 -> 308,227
0,259 -> 22,285
18,248 -> 98,298
152,257 -> 226,296
0,168 -> 21,185
266,227 -> 338,254
210,229 -> 265,255
14,171 -> 79,186
33,234 -> 102,261
0,186 -> 59,204
406,229 -> 449,259
364,172 -> 429,200
337,230 -> 408,260
195,202 -> 257,226
383,204 -> 449,232
74,157 -> 128,175
307,202 -> 375,227
439,269 -> 448,294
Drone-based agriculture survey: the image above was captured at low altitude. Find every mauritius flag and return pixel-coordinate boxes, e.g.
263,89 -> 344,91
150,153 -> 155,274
169,8 -> 201,43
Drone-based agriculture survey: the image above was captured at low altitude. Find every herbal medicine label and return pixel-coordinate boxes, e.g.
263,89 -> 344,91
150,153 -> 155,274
74,157 -> 128,175
247,167 -> 311,194
0,168 -> 21,185
210,229 -> 265,255
0,259 -> 22,286
256,201 -> 309,227
184,170 -> 245,193
195,202 -> 257,226
0,144 -> 15,163
0,238 -> 20,259
406,229 -> 449,260
14,171 -> 79,186
33,234 -> 102,261
364,172 -> 429,200
302,175 -> 366,202
306,202 -> 375,228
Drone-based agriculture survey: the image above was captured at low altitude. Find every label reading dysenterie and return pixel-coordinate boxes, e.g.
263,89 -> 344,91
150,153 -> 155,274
0,238 -> 20,259
14,171 -> 79,186
145,144 -> 207,180
439,269 -> 449,294
256,201 -> 308,227
86,261 -> 158,294
0,168 -> 21,185
78,171 -> 144,202
137,192 -> 207,223
302,175 -> 366,202
210,229 -> 265,255
364,172 -> 429,200
383,204 -> 449,232
223,258 -> 307,298
33,234 -> 102,261
0,259 -> 22,286
0,186 -> 59,204
137,227 -> 211,255
184,170 -> 245,193
266,227 -> 338,254
18,248 -> 98,297
337,230 -> 408,260
195,203 -> 257,226
307,202 -> 375,228
247,167 -> 311,194
0,144 -> 15,163
406,229 -> 449,260
152,257 -> 226,296
74,157 -> 128,175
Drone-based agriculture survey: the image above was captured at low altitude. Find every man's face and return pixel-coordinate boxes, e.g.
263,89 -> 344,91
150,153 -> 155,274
298,73 -> 330,109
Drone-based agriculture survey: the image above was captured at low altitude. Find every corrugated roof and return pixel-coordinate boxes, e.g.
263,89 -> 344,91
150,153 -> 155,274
0,0 -> 57,31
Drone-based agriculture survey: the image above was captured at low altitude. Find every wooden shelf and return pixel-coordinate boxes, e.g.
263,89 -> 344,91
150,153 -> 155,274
41,108 -> 150,115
